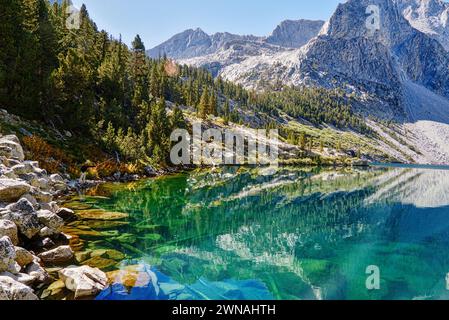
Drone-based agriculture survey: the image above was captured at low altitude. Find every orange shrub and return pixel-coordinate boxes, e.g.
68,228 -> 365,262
22,135 -> 73,174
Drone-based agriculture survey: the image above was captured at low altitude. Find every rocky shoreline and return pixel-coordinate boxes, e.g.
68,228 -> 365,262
0,134 -> 108,300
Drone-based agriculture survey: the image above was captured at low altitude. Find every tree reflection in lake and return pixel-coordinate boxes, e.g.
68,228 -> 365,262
69,166 -> 449,300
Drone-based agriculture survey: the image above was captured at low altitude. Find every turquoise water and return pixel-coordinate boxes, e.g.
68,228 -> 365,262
69,166 -> 449,300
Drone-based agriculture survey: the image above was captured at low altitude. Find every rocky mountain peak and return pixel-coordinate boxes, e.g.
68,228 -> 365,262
397,0 -> 449,50
148,18 -> 324,60
323,0 -> 414,48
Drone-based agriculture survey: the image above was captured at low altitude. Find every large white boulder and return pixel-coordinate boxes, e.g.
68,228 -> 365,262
0,179 -> 31,202
25,260 -> 49,284
0,271 -> 35,286
0,276 -> 38,300
0,135 -> 24,162
59,265 -> 108,299
0,219 -> 18,245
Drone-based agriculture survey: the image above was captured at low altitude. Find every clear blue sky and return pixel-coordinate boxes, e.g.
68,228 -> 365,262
71,0 -> 343,49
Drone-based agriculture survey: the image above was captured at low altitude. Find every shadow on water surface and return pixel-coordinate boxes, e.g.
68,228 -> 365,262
64,166 -> 449,300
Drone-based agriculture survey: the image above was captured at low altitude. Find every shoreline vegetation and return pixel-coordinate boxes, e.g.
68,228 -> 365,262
0,134 -> 109,300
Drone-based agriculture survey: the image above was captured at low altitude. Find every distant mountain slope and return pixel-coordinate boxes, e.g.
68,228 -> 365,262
397,0 -> 449,50
147,28 -> 264,59
146,19 -> 324,60
163,0 -> 449,165
179,0 -> 449,114
266,19 -> 325,48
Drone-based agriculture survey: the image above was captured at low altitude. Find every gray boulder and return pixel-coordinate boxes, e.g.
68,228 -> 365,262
56,208 -> 75,221
38,246 -> 73,265
11,164 -> 29,176
0,135 -> 24,161
25,259 -> 49,284
0,271 -> 35,286
30,177 -> 49,190
1,158 -> 21,168
3,199 -> 43,239
32,190 -> 53,203
6,198 -> 34,213
40,201 -> 59,213
0,219 -> 18,245
37,209 -> 64,231
38,226 -> 58,237
0,276 -> 38,300
21,194 -> 39,210
0,179 -> 31,202
2,210 -> 41,239
0,164 -> 16,179
49,174 -> 64,183
0,236 -> 20,274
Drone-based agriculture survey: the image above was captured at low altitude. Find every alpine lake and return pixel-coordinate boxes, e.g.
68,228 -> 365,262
44,165 -> 449,300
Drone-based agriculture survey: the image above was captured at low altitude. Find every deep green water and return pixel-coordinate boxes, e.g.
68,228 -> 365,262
70,166 -> 449,300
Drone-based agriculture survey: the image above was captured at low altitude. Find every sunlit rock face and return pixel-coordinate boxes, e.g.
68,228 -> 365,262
266,19 -> 325,48
147,28 -> 265,60
147,19 -> 324,61
279,0 -> 449,109
167,0 -> 449,121
397,0 -> 449,51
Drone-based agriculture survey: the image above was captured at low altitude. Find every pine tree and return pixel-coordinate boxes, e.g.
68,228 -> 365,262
131,34 -> 147,79
223,99 -> 230,125
102,121 -> 116,151
171,106 -> 187,130
207,89 -> 217,116
198,86 -> 209,119
52,47 -> 94,131
147,98 -> 170,164
0,0 -> 24,109
299,133 -> 307,150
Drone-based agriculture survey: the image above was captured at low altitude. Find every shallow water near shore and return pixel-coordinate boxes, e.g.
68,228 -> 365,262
61,165 -> 449,300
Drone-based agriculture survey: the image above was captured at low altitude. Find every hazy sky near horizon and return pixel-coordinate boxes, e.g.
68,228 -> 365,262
70,0 -> 343,49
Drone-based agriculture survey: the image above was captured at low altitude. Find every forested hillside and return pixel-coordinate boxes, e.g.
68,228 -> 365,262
0,0 -> 370,173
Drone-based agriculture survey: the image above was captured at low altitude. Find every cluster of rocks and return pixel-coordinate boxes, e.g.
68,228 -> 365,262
0,134 -> 108,300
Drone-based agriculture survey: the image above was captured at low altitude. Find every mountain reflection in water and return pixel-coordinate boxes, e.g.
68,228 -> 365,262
66,166 -> 449,300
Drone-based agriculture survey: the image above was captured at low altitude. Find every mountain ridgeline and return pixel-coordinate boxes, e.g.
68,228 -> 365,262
0,0 -> 369,173
155,0 -> 449,120
2,0 -> 449,170
147,19 -> 325,59
150,0 -> 449,165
